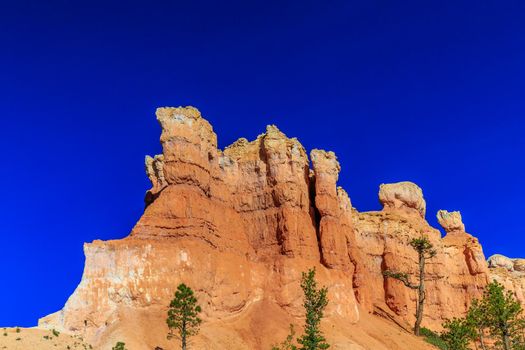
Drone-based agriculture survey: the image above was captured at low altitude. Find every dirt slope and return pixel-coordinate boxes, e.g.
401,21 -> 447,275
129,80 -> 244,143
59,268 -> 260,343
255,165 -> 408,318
0,327 -> 92,350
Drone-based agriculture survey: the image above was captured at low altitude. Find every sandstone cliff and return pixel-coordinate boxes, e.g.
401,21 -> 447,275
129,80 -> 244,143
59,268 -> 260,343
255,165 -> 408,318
38,107 -> 524,350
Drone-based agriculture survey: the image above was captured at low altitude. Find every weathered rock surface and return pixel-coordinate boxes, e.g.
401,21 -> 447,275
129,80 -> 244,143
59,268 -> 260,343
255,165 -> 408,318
488,254 -> 525,306
437,210 -> 465,233
39,106 -> 525,349
488,254 -> 515,271
379,181 -> 426,218
353,192 -> 490,328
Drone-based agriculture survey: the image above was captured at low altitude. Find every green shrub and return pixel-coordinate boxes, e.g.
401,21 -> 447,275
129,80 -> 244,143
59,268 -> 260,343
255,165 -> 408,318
112,341 -> 127,350
420,327 -> 447,350
52,329 -> 60,337
441,317 -> 476,350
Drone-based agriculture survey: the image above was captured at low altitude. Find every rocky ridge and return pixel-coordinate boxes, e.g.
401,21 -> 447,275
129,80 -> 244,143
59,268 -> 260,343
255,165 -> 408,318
38,107 -> 524,349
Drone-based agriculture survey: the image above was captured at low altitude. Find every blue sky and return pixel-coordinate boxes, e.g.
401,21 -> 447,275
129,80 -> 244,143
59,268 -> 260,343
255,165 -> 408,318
1,0 -> 524,326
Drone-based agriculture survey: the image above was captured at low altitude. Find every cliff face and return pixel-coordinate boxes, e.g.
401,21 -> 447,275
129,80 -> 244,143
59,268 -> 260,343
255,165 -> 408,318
39,107 -> 523,349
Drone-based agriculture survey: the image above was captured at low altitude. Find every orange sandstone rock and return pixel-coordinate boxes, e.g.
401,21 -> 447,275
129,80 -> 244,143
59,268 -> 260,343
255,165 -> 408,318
38,106 -> 523,349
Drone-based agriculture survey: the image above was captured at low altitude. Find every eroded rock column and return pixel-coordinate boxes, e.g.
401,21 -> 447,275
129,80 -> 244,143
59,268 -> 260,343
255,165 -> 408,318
311,150 -> 352,270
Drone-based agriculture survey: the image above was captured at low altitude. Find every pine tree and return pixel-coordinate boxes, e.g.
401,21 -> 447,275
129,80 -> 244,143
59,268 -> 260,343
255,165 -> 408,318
166,283 -> 202,350
441,317 -> 474,350
465,298 -> 489,350
483,280 -> 523,350
383,236 -> 436,336
296,268 -> 330,350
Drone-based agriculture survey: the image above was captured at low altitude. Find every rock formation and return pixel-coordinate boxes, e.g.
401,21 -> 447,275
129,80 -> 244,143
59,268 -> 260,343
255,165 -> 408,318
378,181 -> 426,218
437,210 -> 465,233
352,190 -> 490,327
38,106 -> 525,350
488,254 -> 525,305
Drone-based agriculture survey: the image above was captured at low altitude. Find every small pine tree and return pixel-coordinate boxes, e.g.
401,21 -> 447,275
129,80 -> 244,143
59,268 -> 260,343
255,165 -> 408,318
296,268 -> 330,350
166,283 -> 202,350
465,298 -> 489,350
441,317 -> 474,350
112,342 -> 127,350
483,280 -> 523,350
383,236 -> 436,336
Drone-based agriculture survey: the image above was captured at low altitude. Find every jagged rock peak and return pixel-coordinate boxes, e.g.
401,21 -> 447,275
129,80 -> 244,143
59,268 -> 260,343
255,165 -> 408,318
378,181 -> 426,218
155,106 -> 217,146
224,124 -> 307,161
337,186 -> 352,211
310,150 -> 341,176
156,105 -> 203,122
265,124 -> 286,138
145,154 -> 166,194
437,210 -> 465,233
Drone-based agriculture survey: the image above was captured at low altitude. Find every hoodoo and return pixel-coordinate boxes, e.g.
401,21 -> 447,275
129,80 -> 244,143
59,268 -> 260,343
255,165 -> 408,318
39,107 -> 524,349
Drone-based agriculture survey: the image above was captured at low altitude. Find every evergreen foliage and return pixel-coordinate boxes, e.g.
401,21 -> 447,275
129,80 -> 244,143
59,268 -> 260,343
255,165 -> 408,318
483,280 -> 523,350
440,318 -> 473,350
439,280 -> 525,350
296,268 -> 330,350
465,298 -> 489,350
420,327 -> 447,350
112,341 -> 127,350
270,268 -> 330,350
166,283 -> 202,350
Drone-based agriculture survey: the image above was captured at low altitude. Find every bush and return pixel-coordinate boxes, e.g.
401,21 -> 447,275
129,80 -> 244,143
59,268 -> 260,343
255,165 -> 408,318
420,327 -> 447,350
441,318 -> 474,350
112,342 -> 127,350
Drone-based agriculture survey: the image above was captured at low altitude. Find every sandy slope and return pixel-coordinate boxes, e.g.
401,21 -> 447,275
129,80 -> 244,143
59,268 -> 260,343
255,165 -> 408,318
0,310 -> 438,350
0,327 -> 92,350
90,303 -> 439,350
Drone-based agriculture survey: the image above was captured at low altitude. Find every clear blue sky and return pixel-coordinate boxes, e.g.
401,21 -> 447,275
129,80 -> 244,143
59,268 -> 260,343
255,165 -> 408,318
1,0 -> 524,327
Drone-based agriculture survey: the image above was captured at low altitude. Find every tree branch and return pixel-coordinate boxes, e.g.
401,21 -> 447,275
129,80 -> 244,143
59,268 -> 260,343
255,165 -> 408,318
383,270 -> 419,289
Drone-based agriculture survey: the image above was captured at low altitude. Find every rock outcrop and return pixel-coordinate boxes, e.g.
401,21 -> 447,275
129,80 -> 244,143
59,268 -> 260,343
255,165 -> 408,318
352,188 -> 490,327
39,106 -> 524,350
437,210 -> 465,233
379,181 -> 426,218
488,254 -> 525,305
